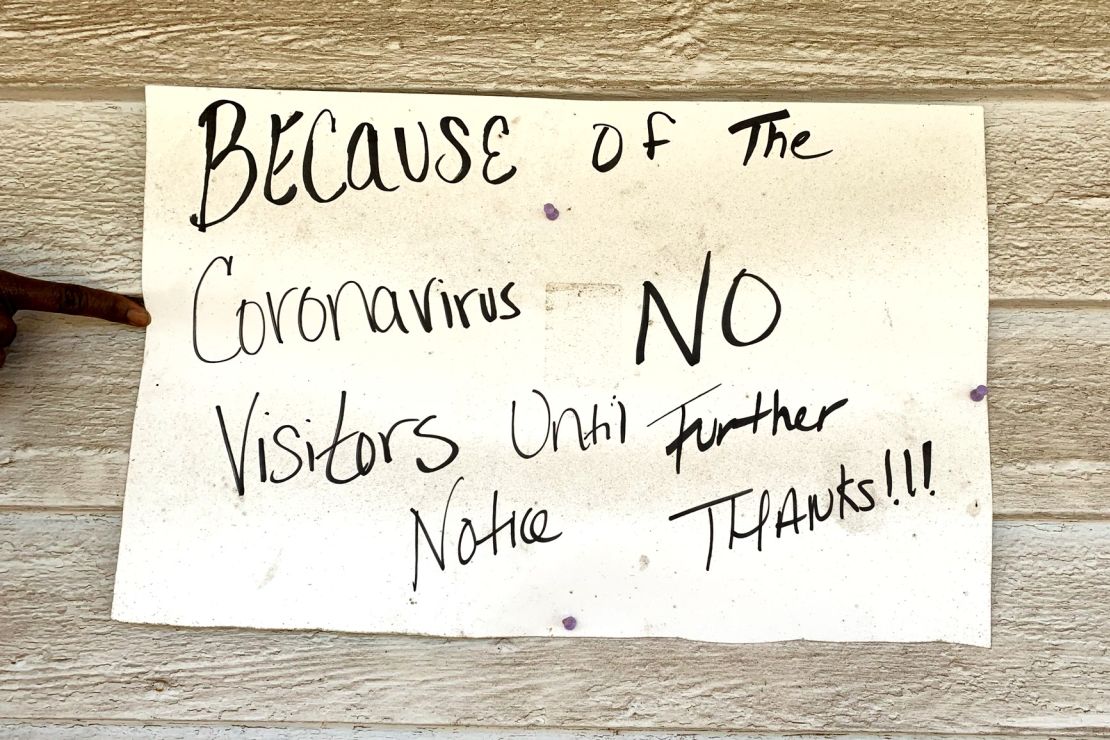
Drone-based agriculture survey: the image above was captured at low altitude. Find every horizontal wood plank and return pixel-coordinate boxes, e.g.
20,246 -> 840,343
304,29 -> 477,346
0,725 -> 1087,740
2,307 -> 1107,516
1,100 -> 1107,301
0,1 -> 1107,95
986,103 -> 1110,301
1,513 -> 1107,733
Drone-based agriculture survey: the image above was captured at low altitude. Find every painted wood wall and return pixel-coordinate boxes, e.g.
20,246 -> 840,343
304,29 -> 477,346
0,2 -> 1107,738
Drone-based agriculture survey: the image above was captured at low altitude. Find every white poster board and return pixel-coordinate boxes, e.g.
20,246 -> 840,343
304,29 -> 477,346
114,86 -> 992,645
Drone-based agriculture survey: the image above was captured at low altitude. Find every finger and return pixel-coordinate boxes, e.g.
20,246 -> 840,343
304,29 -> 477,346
0,271 -> 150,327
0,311 -> 15,349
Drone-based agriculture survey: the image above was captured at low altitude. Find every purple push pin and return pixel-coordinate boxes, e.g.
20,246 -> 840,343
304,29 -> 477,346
543,203 -> 559,221
970,384 -> 989,402
561,615 -> 577,631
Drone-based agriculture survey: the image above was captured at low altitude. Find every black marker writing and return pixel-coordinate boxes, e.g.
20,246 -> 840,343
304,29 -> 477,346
669,462 -> 878,570
636,251 -> 781,366
727,109 -> 832,166
591,123 -> 623,173
192,255 -> 521,363
214,390 -> 459,495
411,476 -> 562,591
510,389 -> 628,459
190,99 -> 518,231
647,384 -> 848,474
643,111 -> 676,160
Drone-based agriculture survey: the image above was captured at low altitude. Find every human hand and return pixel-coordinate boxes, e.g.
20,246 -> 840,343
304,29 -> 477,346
0,269 -> 150,368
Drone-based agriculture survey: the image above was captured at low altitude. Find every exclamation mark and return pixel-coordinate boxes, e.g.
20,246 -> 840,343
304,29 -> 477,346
904,448 -> 916,497
885,449 -> 898,505
923,440 -> 934,496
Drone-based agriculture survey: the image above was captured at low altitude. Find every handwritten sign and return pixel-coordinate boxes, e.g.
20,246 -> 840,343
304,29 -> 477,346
113,86 -> 992,645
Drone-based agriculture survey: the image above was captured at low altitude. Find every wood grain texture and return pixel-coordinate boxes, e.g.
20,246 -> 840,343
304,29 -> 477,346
1,100 -> 1108,301
0,1 -> 1107,95
0,726 -> 1083,740
2,307 -> 1107,515
1,513 -> 1108,733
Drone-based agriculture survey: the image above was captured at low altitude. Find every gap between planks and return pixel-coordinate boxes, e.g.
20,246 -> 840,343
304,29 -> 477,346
1,505 -> 1106,522
2,86 -> 1110,104
0,720 -> 1102,738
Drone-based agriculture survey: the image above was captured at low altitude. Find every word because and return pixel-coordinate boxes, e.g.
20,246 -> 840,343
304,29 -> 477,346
191,99 -> 518,231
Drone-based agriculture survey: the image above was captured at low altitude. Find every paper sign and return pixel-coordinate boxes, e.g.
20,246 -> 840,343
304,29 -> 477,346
113,86 -> 992,645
